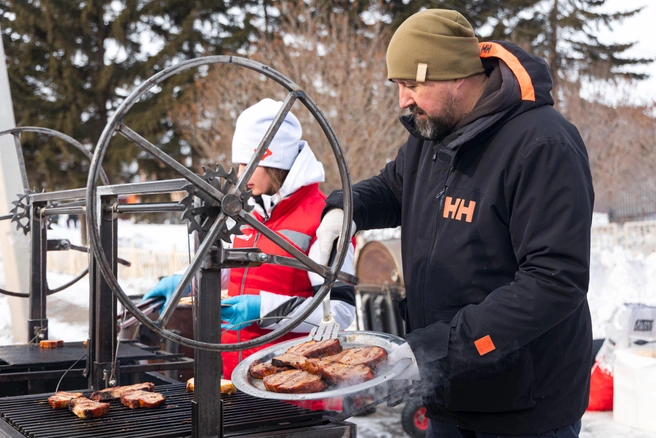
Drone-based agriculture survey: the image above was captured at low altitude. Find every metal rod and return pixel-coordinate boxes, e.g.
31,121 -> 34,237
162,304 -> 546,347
233,92 -> 299,195
27,202 -> 48,343
117,123 -> 226,204
41,205 -> 86,216
157,210 -> 229,327
11,132 -> 29,191
48,268 -> 89,294
106,202 -> 184,213
193,262 -> 223,438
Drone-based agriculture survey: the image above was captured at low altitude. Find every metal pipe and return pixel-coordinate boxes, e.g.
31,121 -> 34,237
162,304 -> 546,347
41,205 -> 86,216
106,202 -> 184,213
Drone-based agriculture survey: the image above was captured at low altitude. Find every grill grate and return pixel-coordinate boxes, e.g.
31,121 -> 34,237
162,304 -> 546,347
0,383 -> 325,438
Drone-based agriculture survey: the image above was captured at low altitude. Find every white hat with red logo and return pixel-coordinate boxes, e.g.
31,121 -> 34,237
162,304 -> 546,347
231,98 -> 302,170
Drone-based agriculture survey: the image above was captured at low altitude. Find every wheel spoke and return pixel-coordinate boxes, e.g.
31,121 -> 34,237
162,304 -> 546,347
233,92 -> 299,192
157,212 -> 231,327
117,123 -> 225,203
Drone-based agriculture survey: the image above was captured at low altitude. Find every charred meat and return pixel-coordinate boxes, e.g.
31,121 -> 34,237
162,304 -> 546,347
248,360 -> 292,379
301,358 -> 375,386
120,390 -> 166,409
322,346 -> 388,369
90,382 -> 155,401
48,392 -> 84,409
263,369 -> 328,393
69,397 -> 110,419
270,353 -> 308,369
285,339 -> 342,358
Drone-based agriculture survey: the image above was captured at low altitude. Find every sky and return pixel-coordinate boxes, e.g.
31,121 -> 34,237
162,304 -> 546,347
597,0 -> 656,103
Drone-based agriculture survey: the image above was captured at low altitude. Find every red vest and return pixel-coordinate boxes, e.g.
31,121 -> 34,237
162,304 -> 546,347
221,183 -> 326,378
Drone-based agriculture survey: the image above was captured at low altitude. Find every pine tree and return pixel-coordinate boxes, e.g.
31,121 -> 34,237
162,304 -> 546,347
371,0 -> 652,100
0,0 -> 255,191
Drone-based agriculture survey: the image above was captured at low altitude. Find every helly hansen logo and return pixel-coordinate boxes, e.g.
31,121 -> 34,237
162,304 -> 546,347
480,44 -> 492,54
443,196 -> 476,223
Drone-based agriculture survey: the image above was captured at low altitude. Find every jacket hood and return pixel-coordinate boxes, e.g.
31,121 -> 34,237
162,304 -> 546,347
400,41 -> 554,159
250,140 -> 325,217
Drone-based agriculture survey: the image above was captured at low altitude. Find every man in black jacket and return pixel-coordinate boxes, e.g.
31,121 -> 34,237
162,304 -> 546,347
316,9 -> 594,438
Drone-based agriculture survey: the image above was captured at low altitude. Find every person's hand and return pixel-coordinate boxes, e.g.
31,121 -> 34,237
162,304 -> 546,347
221,295 -> 262,330
142,274 -> 190,309
389,342 -> 421,381
315,209 -> 356,266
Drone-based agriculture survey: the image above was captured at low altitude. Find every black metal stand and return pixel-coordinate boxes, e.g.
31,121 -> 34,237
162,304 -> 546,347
89,196 -> 119,389
192,250 -> 223,438
27,201 -> 48,343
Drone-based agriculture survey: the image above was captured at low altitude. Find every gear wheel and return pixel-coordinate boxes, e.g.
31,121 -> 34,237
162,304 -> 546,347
10,191 -> 31,235
179,164 -> 254,243
9,190 -> 60,234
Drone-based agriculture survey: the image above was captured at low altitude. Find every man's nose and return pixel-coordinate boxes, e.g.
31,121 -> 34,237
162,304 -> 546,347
398,86 -> 414,109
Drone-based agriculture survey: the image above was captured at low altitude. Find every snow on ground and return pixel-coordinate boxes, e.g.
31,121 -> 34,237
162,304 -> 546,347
2,219 -> 656,436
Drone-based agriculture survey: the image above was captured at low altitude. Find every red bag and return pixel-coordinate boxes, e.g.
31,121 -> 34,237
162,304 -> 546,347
587,360 -> 613,411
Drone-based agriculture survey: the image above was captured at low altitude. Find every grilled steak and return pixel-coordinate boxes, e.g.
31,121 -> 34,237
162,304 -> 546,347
270,353 -> 308,369
120,390 -> 166,409
322,346 -> 388,369
90,382 -> 155,401
285,339 -> 342,358
301,358 -> 375,386
69,397 -> 110,419
48,391 -> 84,409
249,360 -> 292,379
263,369 -> 328,393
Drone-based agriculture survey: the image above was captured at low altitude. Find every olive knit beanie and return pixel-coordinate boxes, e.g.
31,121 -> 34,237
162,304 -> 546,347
386,9 -> 484,82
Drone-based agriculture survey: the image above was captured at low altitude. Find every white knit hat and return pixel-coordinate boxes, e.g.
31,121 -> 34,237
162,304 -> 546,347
231,99 -> 302,170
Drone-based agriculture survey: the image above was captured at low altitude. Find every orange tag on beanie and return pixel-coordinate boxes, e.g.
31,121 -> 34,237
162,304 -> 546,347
474,335 -> 496,356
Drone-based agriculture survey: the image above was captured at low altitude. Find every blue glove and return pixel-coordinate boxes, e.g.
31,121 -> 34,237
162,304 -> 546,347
142,274 -> 190,309
221,295 -> 261,330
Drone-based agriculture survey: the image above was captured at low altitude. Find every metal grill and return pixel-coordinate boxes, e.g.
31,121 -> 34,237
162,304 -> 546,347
0,383 -> 325,438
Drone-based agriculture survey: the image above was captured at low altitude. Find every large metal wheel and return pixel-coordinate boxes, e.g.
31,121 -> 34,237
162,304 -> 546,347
86,56 -> 354,352
0,126 -> 110,298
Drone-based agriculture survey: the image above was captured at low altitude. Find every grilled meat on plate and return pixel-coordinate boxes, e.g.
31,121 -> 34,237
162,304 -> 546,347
263,369 -> 328,393
285,339 -> 342,358
322,346 -> 388,369
301,358 -> 375,386
270,353 -> 308,369
249,360 -> 292,379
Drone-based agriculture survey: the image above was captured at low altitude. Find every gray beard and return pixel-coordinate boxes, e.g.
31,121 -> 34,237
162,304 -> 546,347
411,99 -> 457,142
414,115 -> 454,141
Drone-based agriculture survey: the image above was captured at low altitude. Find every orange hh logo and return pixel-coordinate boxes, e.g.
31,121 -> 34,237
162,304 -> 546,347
256,148 -> 273,161
443,196 -> 476,223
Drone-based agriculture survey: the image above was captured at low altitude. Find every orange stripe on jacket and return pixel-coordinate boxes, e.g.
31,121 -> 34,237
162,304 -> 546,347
479,42 -> 536,102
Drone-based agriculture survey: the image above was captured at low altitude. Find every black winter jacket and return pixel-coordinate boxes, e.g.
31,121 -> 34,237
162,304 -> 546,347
326,41 -> 594,434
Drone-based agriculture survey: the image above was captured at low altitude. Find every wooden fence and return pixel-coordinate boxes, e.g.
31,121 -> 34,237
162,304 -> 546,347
47,245 -> 190,280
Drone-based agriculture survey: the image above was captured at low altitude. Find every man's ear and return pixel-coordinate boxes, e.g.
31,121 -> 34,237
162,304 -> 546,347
453,77 -> 467,90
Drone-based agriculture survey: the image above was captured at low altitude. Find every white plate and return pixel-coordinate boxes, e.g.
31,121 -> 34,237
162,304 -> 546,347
231,331 -> 412,400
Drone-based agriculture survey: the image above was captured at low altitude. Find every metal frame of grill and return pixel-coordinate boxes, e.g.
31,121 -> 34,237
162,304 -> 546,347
1,179 -> 358,437
0,383 -> 355,438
